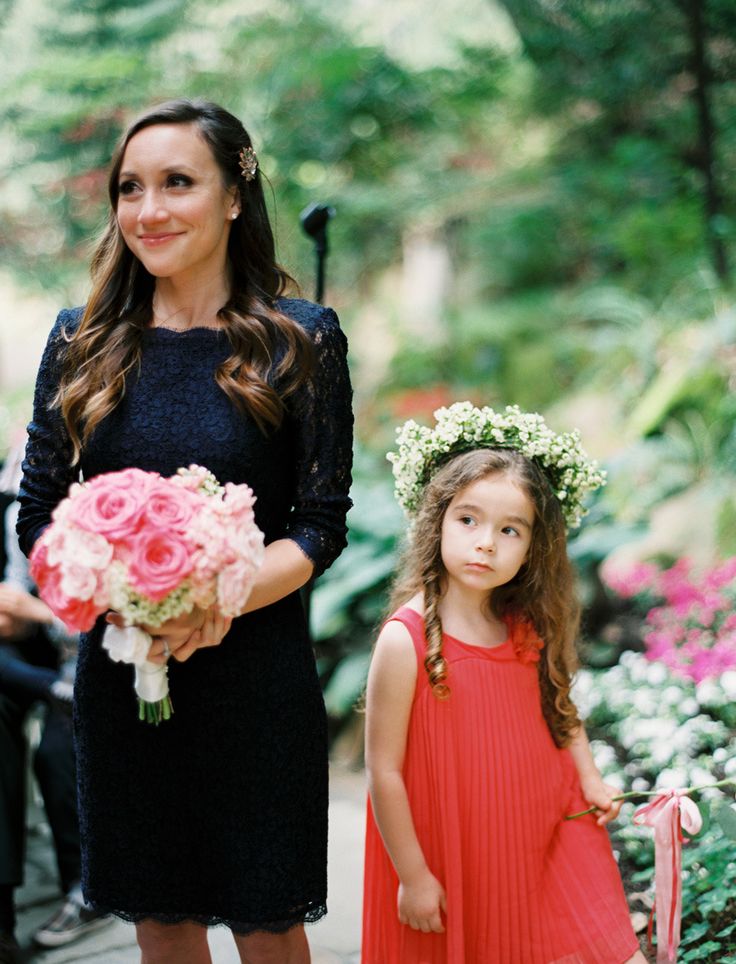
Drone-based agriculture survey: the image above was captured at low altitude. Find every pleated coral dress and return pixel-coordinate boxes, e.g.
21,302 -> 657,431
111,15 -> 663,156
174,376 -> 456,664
362,606 -> 640,964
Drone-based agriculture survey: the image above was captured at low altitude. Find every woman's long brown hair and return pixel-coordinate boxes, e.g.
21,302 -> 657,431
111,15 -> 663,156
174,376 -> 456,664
54,99 -> 314,462
389,449 -> 582,747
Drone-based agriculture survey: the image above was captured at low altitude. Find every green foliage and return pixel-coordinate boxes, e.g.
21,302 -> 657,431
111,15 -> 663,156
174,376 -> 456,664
496,0 -> 736,288
0,0 -> 191,288
312,449 -> 404,716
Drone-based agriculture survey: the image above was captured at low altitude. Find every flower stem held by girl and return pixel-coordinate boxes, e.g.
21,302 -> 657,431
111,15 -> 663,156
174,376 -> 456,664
363,406 -> 647,964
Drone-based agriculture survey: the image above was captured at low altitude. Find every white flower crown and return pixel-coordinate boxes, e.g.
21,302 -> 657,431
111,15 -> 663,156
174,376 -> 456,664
387,402 -> 606,529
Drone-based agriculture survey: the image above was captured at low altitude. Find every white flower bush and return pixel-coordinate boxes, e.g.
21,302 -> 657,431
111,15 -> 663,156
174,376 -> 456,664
574,651 -> 735,791
577,648 -> 736,960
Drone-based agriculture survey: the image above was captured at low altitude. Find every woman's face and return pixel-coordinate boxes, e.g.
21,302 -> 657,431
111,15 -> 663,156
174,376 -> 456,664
116,122 -> 240,284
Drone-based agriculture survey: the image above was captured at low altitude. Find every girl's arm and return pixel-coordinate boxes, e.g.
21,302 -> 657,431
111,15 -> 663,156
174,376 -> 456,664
568,725 -> 623,826
365,619 -> 446,934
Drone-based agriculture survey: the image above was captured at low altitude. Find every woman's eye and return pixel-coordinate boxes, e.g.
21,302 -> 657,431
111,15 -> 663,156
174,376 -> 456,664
167,173 -> 192,188
118,180 -> 139,196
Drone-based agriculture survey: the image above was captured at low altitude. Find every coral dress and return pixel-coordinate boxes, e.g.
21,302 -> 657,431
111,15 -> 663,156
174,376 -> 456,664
362,607 -> 639,964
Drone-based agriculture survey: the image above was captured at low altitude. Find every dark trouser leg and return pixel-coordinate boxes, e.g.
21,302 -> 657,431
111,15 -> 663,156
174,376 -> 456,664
0,692 -> 28,890
33,709 -> 80,896
0,884 -> 15,936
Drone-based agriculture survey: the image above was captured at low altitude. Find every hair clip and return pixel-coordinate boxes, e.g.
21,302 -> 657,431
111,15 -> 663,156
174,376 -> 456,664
238,146 -> 258,181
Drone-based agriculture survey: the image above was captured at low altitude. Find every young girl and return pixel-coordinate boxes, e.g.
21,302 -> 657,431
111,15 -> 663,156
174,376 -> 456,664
363,405 -> 646,963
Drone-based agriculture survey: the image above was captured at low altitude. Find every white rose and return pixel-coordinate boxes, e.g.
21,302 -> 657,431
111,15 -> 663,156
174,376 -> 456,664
102,624 -> 152,665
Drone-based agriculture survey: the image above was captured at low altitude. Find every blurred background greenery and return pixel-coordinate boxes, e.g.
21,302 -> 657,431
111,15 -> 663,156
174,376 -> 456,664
1,0 -> 735,955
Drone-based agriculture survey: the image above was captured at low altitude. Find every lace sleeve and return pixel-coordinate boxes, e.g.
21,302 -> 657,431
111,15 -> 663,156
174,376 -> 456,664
16,309 -> 79,557
284,305 -> 353,577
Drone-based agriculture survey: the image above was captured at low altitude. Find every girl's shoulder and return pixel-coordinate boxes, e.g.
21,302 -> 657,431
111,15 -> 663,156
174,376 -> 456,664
381,595 -> 426,659
505,612 -> 545,664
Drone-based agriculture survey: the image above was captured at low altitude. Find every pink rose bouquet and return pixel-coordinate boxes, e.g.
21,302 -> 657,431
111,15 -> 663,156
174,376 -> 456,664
30,465 -> 265,723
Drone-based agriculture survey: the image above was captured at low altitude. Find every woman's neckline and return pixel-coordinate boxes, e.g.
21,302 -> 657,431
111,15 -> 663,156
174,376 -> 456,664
144,324 -> 227,337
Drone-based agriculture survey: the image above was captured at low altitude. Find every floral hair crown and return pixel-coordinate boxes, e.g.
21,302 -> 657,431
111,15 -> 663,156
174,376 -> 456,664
238,145 -> 258,181
387,402 -> 606,529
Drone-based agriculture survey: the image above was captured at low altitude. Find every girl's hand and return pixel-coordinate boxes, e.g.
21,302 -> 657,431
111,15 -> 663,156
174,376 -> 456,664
580,776 -> 623,826
105,608 -> 233,664
397,870 -> 446,934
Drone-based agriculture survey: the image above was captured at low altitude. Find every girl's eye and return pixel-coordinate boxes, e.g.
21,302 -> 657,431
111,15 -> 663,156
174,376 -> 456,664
502,526 -> 520,537
460,516 -> 475,527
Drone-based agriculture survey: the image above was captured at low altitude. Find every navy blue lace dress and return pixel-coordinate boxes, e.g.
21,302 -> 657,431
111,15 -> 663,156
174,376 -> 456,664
16,298 -> 353,934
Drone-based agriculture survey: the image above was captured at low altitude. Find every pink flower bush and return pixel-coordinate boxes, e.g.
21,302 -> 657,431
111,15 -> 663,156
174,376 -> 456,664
30,465 -> 265,632
601,557 -> 736,682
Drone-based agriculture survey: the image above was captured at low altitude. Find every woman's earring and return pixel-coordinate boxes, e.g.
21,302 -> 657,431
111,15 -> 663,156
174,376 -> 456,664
230,212 -> 239,220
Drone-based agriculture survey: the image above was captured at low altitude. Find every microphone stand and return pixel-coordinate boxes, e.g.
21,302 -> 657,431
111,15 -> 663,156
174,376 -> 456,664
300,203 -> 335,303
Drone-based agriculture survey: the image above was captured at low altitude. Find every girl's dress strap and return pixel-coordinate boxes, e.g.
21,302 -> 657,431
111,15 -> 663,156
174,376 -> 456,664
385,606 -> 427,662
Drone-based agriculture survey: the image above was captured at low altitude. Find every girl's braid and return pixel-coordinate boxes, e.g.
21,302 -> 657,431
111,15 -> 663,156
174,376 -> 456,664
423,571 -> 449,699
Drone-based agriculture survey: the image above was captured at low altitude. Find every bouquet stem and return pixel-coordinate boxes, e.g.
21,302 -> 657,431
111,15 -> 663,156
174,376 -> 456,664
138,695 -> 174,725
134,658 -> 173,726
565,777 -> 736,820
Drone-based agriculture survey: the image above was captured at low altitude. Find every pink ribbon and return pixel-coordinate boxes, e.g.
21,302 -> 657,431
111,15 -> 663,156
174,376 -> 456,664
633,790 -> 702,963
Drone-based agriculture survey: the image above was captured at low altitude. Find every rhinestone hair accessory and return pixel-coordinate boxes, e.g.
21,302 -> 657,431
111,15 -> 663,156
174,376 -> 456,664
387,402 -> 607,529
238,146 -> 258,181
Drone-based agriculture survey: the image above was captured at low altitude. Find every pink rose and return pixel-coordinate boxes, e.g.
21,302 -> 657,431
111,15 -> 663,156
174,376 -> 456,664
88,468 -> 158,492
29,539 -> 52,587
70,481 -> 146,544
142,482 -> 198,532
34,561 -> 100,632
127,531 -> 194,602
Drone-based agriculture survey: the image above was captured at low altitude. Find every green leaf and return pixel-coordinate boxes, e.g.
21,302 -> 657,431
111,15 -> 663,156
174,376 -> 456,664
310,549 -> 396,640
681,942 -> 725,961
322,651 -> 371,717
681,920 -> 712,945
695,798 -> 711,835
714,802 -> 736,841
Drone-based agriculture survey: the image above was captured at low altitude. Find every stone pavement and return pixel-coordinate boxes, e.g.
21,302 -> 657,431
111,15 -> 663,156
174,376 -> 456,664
13,762 -> 366,964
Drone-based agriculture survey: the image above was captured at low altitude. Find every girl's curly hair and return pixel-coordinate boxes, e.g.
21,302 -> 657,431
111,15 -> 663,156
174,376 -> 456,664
389,448 -> 582,747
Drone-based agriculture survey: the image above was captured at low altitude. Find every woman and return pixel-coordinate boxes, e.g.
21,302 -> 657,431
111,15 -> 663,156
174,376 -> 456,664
17,99 -> 353,964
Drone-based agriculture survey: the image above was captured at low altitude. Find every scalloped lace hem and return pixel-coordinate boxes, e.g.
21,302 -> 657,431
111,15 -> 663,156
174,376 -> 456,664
88,901 -> 327,935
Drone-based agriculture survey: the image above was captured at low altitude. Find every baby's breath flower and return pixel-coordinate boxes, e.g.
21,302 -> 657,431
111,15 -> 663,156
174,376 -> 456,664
387,402 -> 606,528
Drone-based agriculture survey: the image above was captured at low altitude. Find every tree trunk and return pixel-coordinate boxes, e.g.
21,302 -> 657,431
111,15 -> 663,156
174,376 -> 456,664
686,0 -> 729,281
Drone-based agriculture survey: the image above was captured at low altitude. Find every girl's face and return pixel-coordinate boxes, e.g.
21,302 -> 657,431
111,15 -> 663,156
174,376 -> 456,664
440,473 -> 534,596
116,122 -> 240,285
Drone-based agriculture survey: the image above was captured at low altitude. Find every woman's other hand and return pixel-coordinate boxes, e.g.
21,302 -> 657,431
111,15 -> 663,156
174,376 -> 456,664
105,607 -> 233,663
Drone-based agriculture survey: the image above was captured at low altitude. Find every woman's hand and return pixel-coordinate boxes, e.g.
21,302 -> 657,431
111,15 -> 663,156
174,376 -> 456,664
105,607 -> 233,663
397,869 -> 446,934
580,775 -> 623,826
